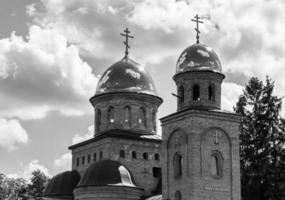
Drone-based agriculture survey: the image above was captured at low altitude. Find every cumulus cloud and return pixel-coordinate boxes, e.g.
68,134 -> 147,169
221,82 -> 243,112
0,118 -> 28,151
54,152 -> 72,171
0,25 -> 98,120
72,125 -> 94,144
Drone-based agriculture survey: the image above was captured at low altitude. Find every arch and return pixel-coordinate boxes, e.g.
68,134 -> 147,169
178,85 -> 184,103
139,107 -> 147,128
107,106 -> 114,123
120,150 -> 125,158
82,156 -> 85,165
154,153 -> 160,161
93,153 -> 97,162
99,151 -> 103,160
210,151 -> 223,178
167,128 -> 188,149
132,151 -> 137,159
208,84 -> 215,101
76,158 -> 80,166
193,84 -> 200,101
96,109 -> 101,131
143,152 -> 149,160
173,152 -> 183,178
87,154 -> 91,163
175,191 -> 182,200
123,106 -> 131,125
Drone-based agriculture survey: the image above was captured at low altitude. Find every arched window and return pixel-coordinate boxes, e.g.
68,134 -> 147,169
123,106 -> 131,125
82,156 -> 85,165
107,106 -> 114,123
173,153 -> 183,178
93,153 -> 97,162
100,151 -> 103,160
139,107 -> 147,128
152,110 -> 156,131
193,84 -> 200,101
178,86 -> 184,103
87,154 -> 91,163
76,158 -> 80,166
96,109 -> 101,131
154,153 -> 160,161
132,151 -> 137,159
208,85 -> 215,101
143,152 -> 149,160
175,191 -> 182,200
120,150 -> 125,158
210,151 -> 223,178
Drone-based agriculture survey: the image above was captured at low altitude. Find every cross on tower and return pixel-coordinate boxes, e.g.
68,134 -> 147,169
191,14 -> 203,44
120,27 -> 134,58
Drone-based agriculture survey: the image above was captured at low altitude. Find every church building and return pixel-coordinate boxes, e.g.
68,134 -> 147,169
42,15 -> 241,200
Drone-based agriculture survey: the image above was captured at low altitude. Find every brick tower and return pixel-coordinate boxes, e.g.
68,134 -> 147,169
160,16 -> 241,200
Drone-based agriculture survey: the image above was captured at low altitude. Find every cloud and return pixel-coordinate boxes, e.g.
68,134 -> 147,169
0,25 -> 98,120
0,118 -> 28,151
72,125 -> 94,144
221,82 -> 243,112
54,152 -> 72,171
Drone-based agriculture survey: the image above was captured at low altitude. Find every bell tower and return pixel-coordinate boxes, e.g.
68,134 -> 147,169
161,15 -> 241,200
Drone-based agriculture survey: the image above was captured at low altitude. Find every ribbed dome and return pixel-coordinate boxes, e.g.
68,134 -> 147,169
43,170 -> 80,198
96,57 -> 158,96
176,43 -> 222,74
78,160 -> 136,187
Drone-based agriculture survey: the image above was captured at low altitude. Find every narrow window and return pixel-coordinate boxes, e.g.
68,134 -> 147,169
93,153 -> 97,162
152,167 -> 161,178
76,158 -> 79,166
208,85 -> 215,101
143,152 -> 149,160
174,153 -> 183,178
82,156 -> 85,165
140,107 -> 147,128
123,106 -> 131,125
178,86 -> 184,103
96,109 -> 101,131
120,150 -> 125,158
107,106 -> 114,123
210,152 -> 223,178
87,154 -> 91,163
175,191 -> 182,200
154,153 -> 160,161
100,151 -> 103,160
152,110 -> 156,131
193,84 -> 200,101
132,151 -> 137,159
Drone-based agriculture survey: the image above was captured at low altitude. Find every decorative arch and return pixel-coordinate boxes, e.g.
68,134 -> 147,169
178,85 -> 184,103
208,84 -> 215,101
193,84 -> 200,101
139,107 -> 147,128
123,106 -> 131,126
210,150 -> 223,178
96,109 -> 101,132
107,106 -> 114,123
173,152 -> 183,178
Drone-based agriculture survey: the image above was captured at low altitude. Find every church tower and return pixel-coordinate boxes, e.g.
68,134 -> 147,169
161,15 -> 241,200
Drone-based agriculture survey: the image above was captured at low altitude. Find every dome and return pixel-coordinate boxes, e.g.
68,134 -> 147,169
176,43 -> 222,74
78,160 -> 137,187
96,57 -> 158,96
43,170 -> 80,198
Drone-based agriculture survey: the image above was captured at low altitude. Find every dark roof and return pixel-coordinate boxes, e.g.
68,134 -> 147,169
78,160 -> 137,188
176,43 -> 222,74
43,170 -> 80,199
69,129 -> 161,150
96,57 -> 158,96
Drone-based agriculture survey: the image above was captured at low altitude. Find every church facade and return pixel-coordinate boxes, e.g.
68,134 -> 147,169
43,18 -> 241,200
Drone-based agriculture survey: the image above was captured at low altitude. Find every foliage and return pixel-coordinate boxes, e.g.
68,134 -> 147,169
27,169 -> 50,198
235,76 -> 285,200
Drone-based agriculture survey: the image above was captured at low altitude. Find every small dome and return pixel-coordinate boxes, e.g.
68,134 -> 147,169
78,160 -> 137,187
176,43 -> 222,74
43,170 -> 80,198
96,57 -> 158,96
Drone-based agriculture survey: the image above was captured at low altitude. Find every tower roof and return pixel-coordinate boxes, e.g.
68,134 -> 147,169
78,160 -> 137,188
176,43 -> 222,75
95,57 -> 158,96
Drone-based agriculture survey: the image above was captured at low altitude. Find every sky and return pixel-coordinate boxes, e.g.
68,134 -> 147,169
1,0 -> 285,179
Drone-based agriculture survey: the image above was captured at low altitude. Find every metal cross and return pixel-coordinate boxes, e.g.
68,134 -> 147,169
191,14 -> 203,43
213,131 -> 220,145
120,27 -> 134,58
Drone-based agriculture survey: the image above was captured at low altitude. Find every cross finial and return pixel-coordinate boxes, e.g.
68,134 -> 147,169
191,14 -> 203,43
120,27 -> 134,58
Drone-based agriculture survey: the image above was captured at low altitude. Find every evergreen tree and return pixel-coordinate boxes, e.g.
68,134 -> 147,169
235,76 -> 285,200
27,169 -> 49,198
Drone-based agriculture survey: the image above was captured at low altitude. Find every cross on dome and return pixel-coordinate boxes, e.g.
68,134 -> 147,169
120,27 -> 134,58
191,14 -> 203,43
